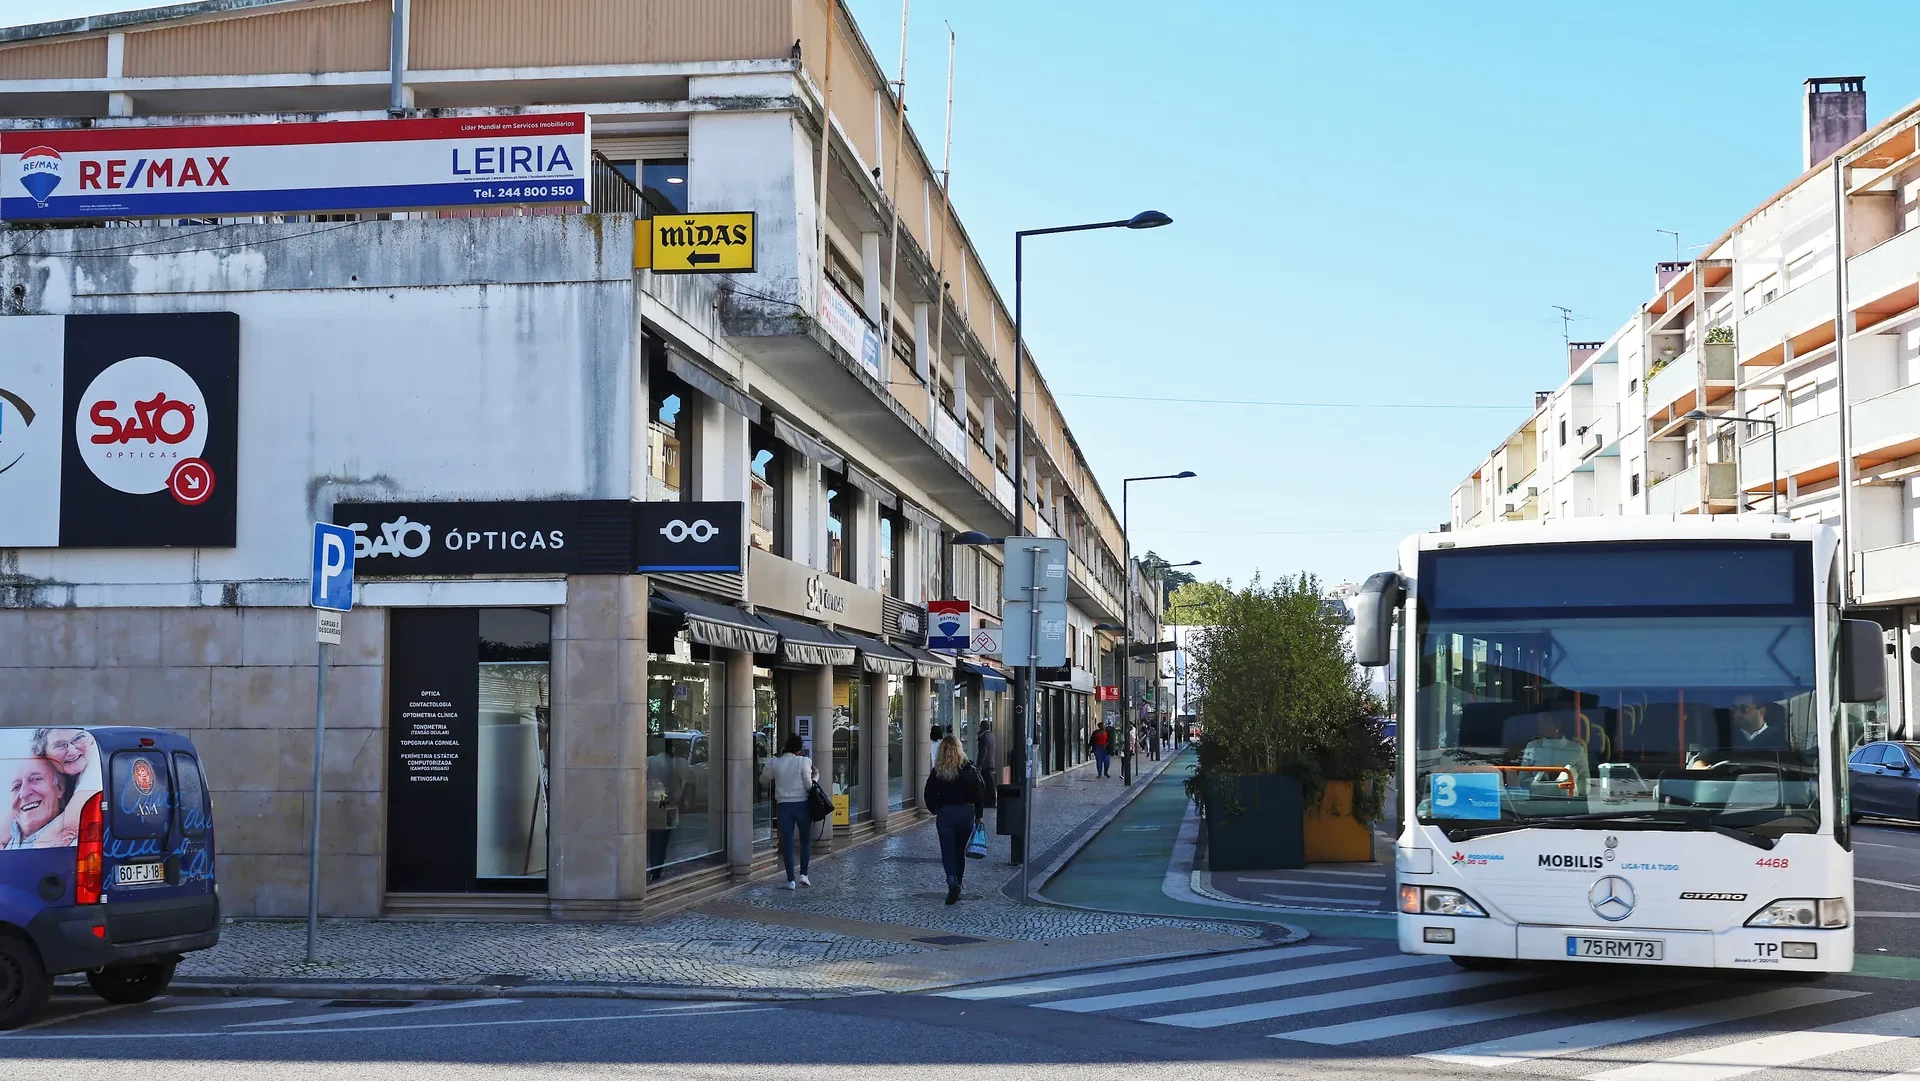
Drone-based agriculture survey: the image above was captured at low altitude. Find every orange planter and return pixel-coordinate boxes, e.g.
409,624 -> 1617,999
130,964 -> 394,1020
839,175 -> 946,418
1303,780 -> 1374,863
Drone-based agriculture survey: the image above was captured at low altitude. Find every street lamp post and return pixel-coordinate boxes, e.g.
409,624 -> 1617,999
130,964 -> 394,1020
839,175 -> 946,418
1007,210 -> 1170,869
1686,409 -> 1779,513
1120,475 -> 1196,785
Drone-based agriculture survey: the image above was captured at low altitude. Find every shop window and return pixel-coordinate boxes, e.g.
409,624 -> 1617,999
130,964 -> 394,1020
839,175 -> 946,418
749,421 -> 786,555
476,608 -> 551,883
647,633 -> 725,880
611,158 -> 688,216
833,674 -> 865,821
886,675 -> 907,810
649,352 -> 693,502
752,667 -> 780,847
920,523 -> 946,605
824,469 -> 853,580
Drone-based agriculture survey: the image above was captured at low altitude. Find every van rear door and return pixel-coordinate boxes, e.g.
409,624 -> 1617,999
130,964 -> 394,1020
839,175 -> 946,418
104,743 -> 214,903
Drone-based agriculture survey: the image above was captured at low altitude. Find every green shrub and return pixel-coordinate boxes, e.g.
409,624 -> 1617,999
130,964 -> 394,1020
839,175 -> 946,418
1184,573 -> 1391,823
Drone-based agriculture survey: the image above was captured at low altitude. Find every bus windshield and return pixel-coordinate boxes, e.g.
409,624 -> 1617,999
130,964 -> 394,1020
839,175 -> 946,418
1412,541 -> 1822,842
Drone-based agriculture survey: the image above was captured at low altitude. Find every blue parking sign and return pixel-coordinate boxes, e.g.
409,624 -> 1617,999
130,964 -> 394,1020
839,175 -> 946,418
310,522 -> 356,612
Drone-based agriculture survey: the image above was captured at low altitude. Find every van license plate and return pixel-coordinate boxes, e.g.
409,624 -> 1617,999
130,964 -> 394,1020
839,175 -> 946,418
1567,936 -> 1663,960
115,862 -> 165,887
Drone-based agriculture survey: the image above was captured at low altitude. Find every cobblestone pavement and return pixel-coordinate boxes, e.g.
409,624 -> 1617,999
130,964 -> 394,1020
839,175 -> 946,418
727,747 -> 1260,942
170,745 -> 1257,993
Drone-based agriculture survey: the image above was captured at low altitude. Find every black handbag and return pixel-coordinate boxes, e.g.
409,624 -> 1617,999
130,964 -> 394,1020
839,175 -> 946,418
806,782 -> 834,822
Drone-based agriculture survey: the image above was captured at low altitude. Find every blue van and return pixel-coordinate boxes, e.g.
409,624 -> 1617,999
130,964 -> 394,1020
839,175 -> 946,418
0,726 -> 219,1027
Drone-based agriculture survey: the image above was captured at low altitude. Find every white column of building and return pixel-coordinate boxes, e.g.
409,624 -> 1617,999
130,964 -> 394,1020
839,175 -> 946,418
724,649 -> 755,877
914,302 -> 934,425
862,234 -> 883,324
812,664 -> 836,851
951,353 -> 968,434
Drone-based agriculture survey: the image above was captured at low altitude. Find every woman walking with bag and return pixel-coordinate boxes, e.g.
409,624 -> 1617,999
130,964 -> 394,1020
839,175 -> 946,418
759,734 -> 818,890
923,733 -> 984,905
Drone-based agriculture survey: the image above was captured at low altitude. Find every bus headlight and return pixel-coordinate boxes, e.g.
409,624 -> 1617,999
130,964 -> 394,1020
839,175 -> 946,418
1745,898 -> 1850,929
1399,885 -> 1487,918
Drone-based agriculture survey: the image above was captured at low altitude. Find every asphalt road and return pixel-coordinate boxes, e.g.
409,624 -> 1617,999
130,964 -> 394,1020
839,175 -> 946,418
1855,819 -> 1920,957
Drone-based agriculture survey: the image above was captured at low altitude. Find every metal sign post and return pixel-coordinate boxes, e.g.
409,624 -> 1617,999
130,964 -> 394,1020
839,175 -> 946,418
1002,536 -> 1067,901
307,522 -> 355,964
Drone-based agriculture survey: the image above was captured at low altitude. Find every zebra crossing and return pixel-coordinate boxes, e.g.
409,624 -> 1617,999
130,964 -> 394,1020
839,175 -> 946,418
935,942 -> 1920,1077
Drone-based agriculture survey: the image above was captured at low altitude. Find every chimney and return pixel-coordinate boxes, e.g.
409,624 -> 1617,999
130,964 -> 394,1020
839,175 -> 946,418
1567,341 -> 1603,374
1804,77 -> 1866,169
1533,390 -> 1552,412
1655,261 -> 1688,290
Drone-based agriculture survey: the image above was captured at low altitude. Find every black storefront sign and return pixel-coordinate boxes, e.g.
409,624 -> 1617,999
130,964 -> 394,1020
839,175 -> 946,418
633,500 -> 745,573
386,608 -> 480,893
60,312 -> 240,547
335,500 -> 634,576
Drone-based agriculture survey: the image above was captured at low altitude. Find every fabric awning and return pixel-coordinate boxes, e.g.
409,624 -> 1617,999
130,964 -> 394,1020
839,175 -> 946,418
772,415 -> 843,471
756,611 -> 859,667
842,462 -> 898,509
839,632 -> 917,677
897,644 -> 958,680
962,661 -> 1009,693
651,588 -> 778,655
666,346 -> 760,423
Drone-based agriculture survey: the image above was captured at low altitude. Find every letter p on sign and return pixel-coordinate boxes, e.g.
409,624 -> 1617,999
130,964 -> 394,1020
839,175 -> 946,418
310,522 -> 356,613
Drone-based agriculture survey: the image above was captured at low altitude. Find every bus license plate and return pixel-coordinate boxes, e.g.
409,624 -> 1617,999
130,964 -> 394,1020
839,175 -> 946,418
115,862 -> 166,887
1567,936 -> 1662,960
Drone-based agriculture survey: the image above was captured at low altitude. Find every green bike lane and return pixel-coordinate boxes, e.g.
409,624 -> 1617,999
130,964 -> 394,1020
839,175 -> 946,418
1036,748 -> 1920,976
1037,746 -> 1396,941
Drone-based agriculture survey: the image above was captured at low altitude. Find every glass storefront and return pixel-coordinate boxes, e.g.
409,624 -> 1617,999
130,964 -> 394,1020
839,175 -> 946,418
646,635 -> 725,880
981,687 -> 1005,785
951,680 -> 973,753
886,674 -> 907,810
475,609 -> 551,883
753,666 -> 779,846
832,673 -> 865,821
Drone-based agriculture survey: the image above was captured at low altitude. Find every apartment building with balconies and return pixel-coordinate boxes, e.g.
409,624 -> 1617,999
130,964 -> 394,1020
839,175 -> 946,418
0,0 -> 1140,919
1445,77 -> 1920,741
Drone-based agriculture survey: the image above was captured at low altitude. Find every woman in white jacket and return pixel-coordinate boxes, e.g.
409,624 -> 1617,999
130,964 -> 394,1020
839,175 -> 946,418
759,734 -> 818,889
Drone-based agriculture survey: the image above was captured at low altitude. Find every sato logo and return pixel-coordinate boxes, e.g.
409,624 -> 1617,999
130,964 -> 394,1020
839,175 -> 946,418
17,146 -> 62,206
78,155 -> 231,191
76,355 -> 215,506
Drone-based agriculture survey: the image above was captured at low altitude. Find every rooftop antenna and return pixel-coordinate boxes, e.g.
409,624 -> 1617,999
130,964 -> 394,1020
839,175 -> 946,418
1552,305 -> 1575,348
1657,228 -> 1681,260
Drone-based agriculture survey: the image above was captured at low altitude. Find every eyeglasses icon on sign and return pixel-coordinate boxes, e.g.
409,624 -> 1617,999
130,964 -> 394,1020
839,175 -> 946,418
659,519 -> 716,543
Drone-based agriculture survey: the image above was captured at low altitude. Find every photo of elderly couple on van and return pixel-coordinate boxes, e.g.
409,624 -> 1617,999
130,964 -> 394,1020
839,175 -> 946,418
0,728 -> 104,850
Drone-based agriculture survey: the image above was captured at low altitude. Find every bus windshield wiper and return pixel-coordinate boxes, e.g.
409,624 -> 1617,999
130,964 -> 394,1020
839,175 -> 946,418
1443,812 -> 1777,849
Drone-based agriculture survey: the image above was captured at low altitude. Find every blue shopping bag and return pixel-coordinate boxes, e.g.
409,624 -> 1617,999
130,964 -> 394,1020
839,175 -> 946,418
965,822 -> 989,860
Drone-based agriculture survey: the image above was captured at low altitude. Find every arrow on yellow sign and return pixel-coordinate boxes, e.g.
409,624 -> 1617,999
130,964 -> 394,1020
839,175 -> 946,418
640,211 -> 757,273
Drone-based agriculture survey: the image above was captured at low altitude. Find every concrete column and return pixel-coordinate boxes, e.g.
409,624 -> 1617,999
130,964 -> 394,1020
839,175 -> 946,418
952,355 -> 968,428
861,233 -> 883,323
549,574 -> 650,921
811,663 -> 836,851
983,407 -> 997,466
913,302 -> 935,425
724,648 -> 755,877
869,673 -> 890,831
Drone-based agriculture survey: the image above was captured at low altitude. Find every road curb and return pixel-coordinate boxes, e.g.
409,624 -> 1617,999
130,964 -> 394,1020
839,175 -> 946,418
154,980 -> 870,1002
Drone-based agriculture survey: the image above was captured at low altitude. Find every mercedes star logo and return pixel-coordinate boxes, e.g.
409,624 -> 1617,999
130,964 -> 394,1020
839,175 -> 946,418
1589,875 -> 1636,922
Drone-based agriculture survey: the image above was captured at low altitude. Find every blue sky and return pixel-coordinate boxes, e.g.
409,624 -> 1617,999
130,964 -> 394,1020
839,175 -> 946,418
16,1 -> 1920,588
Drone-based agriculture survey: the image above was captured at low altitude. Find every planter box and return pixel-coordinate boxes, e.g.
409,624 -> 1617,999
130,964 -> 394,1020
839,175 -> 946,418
1304,780 -> 1375,863
1204,773 -> 1305,871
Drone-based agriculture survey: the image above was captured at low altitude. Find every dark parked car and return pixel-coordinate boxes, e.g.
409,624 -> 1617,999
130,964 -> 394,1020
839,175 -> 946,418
1848,741 -> 1920,823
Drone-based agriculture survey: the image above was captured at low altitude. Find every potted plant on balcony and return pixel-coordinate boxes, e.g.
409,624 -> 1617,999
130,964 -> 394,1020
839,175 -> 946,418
1184,574 -> 1391,870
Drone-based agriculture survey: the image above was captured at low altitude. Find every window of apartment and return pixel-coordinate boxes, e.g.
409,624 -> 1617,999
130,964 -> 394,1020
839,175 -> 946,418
648,354 -> 693,502
611,159 -> 688,216
1785,248 -> 1819,287
1558,419 -> 1568,446
920,523 -> 946,603
1628,377 -> 1638,395
892,326 -> 915,380
826,248 -> 861,303
879,507 -> 905,599
824,468 -> 852,580
748,421 -> 786,555
937,378 -> 955,414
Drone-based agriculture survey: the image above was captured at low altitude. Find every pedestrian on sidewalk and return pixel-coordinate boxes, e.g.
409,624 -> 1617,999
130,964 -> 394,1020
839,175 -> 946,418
1090,724 -> 1112,777
924,733 -> 985,905
977,723 -> 998,808
760,734 -> 817,890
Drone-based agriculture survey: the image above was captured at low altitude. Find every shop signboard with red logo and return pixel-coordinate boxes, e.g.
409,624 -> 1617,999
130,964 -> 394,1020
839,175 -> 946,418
0,312 -> 238,547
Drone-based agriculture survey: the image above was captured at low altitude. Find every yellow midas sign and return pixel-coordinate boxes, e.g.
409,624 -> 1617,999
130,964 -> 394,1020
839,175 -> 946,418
636,211 -> 757,273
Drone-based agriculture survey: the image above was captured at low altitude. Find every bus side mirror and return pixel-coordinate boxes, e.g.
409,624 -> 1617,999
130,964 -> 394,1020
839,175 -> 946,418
1840,618 -> 1887,704
1353,571 -> 1404,668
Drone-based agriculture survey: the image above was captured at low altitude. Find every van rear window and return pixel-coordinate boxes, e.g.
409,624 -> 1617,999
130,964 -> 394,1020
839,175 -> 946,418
110,750 -> 172,839
174,753 -> 210,836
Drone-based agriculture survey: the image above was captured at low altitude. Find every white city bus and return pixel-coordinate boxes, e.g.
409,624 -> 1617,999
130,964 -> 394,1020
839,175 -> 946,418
1352,518 -> 1887,973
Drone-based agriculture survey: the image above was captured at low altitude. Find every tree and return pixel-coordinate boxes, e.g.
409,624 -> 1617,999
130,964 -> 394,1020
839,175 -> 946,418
1164,580 -> 1230,625
1139,550 -> 1198,593
1184,573 -> 1390,822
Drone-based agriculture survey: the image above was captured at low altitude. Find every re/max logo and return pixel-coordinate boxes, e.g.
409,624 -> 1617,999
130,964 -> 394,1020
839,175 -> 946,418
78,157 -> 231,190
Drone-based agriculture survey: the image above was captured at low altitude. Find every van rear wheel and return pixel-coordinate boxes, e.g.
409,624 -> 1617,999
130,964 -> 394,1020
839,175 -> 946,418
0,933 -> 52,1030
86,960 -> 176,1005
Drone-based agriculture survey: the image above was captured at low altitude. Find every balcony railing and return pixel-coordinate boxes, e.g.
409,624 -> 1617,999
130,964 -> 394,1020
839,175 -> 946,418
1647,463 -> 1735,515
1848,227 -> 1920,327
994,471 -> 1017,514
1852,382 -> 1920,467
1737,271 -> 1836,367
1737,411 -> 1839,492
933,408 -> 968,462
1857,541 -> 1920,606
1644,351 -> 1695,421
